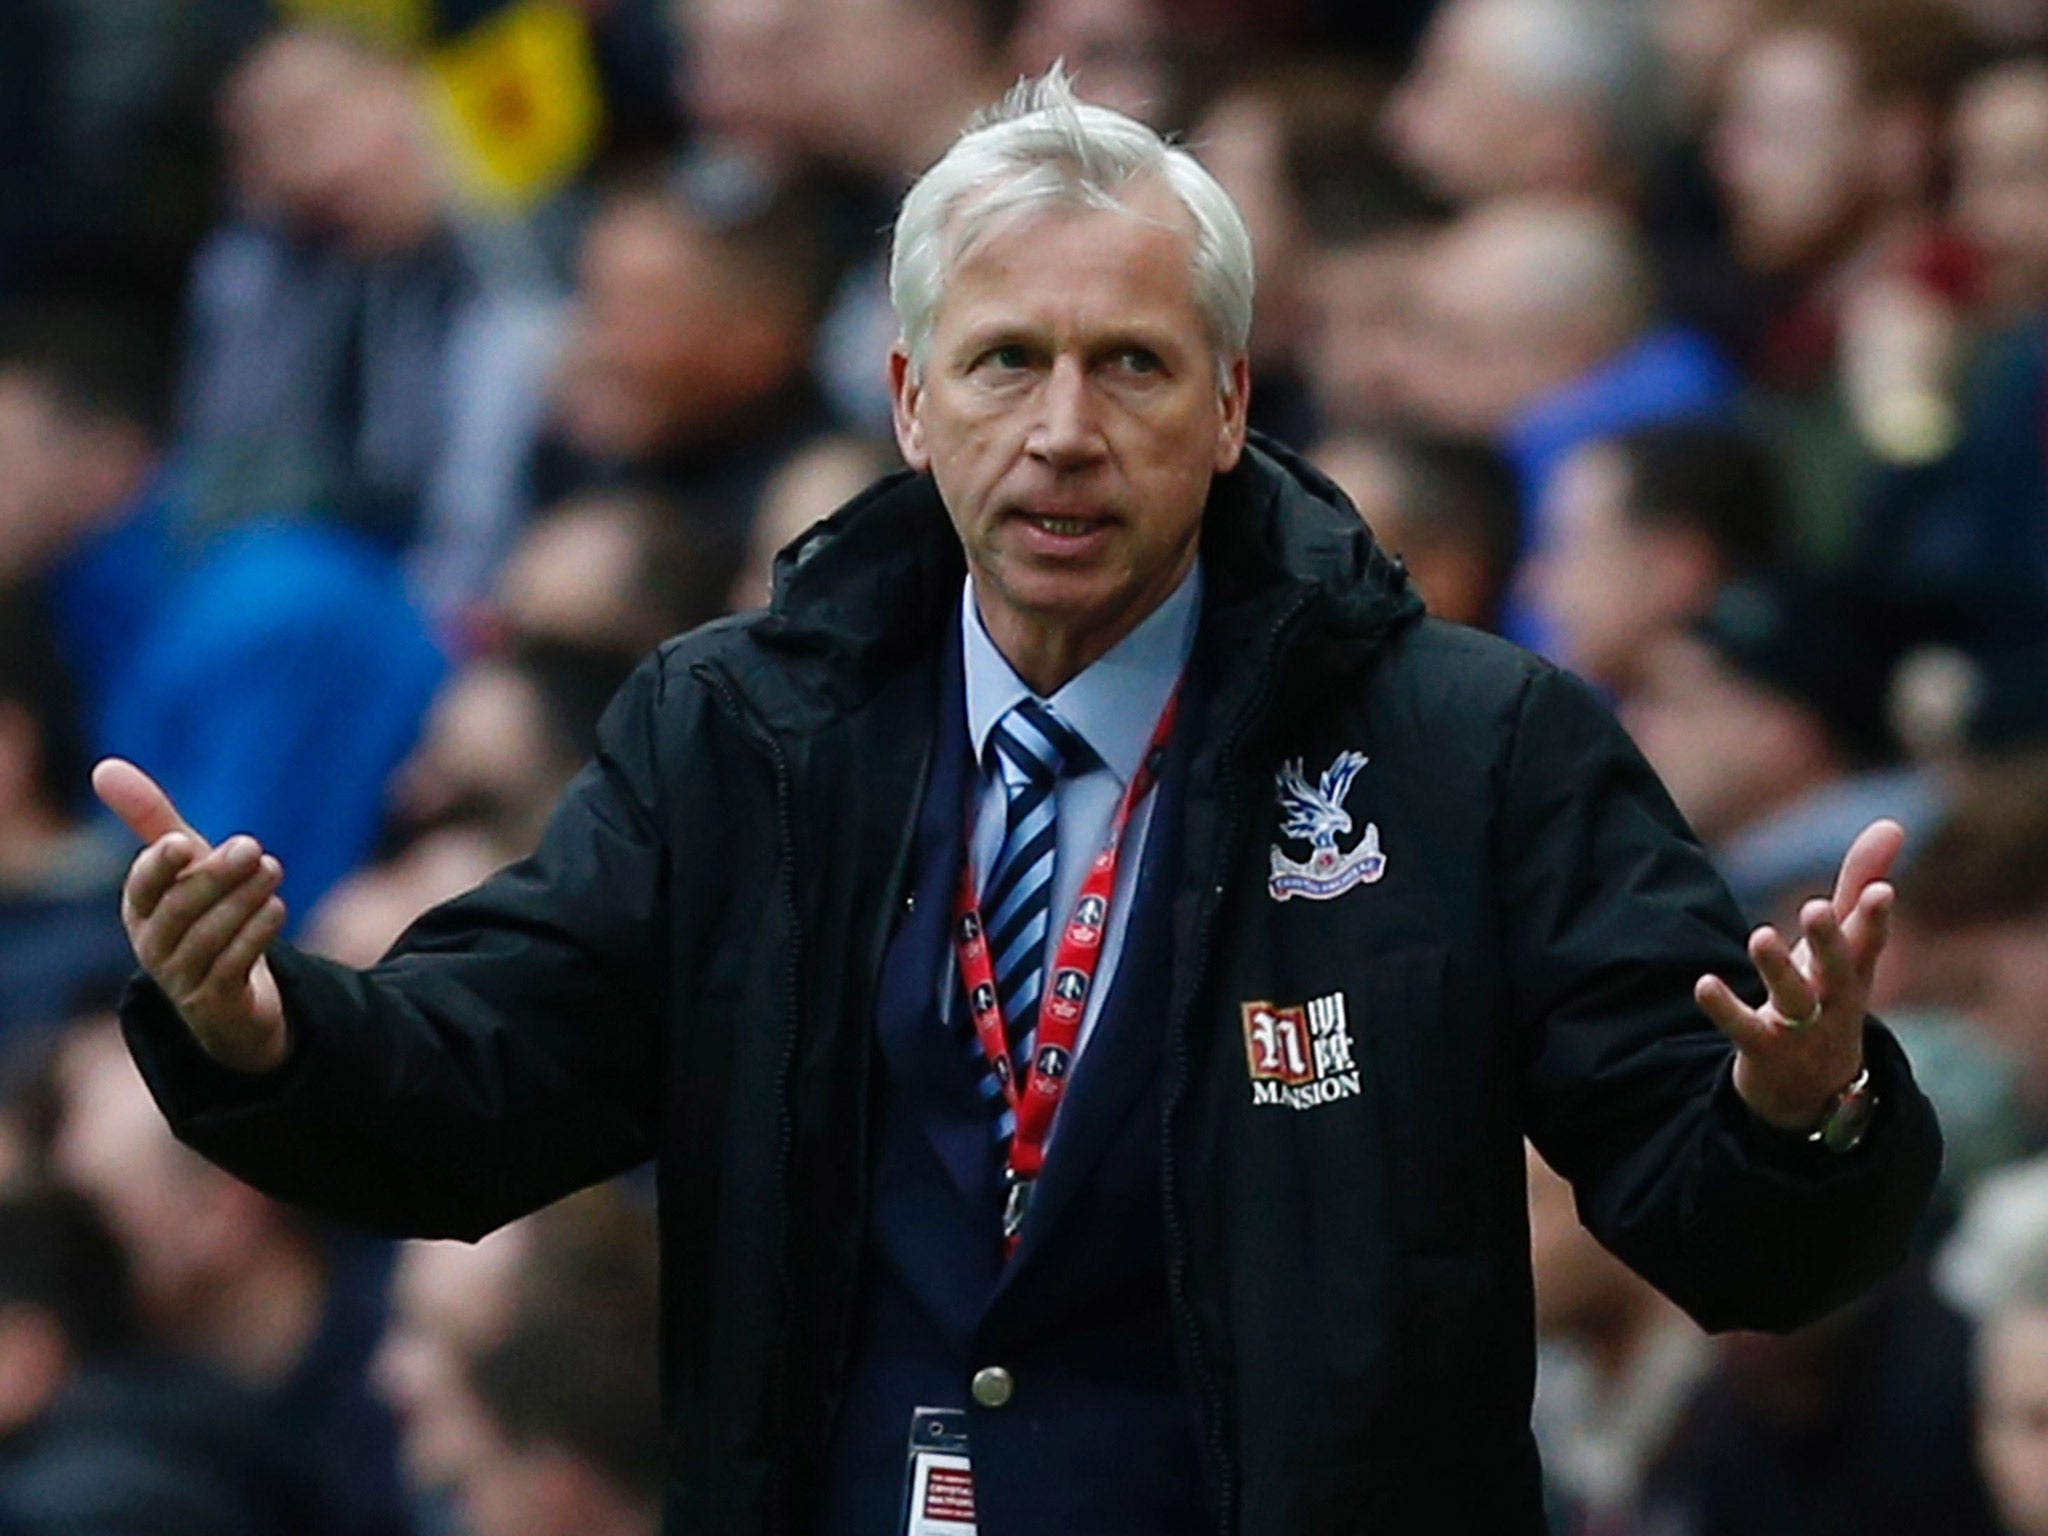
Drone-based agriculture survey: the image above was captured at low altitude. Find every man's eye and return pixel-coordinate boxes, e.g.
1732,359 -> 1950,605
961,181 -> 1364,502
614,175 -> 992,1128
983,345 -> 1030,371
1114,348 -> 1162,375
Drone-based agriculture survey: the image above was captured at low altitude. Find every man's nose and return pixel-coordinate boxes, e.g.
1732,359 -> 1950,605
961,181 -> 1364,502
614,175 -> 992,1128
1029,357 -> 1106,466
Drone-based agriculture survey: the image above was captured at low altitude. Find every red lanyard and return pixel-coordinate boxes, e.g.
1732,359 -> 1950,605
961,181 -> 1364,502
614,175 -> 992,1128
953,685 -> 1181,1254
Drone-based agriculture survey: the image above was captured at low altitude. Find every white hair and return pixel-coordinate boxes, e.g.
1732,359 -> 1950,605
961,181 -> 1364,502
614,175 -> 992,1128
1466,0 -> 1671,170
889,65 -> 1255,392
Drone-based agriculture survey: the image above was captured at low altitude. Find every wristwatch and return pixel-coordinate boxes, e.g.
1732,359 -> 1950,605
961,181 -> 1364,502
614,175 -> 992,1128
1807,1064 -> 1878,1155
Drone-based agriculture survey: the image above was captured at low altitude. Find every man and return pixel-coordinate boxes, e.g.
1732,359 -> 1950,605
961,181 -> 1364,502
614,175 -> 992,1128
97,73 -> 1937,1533
1396,196 -> 1737,647
49,1016 -> 412,1536
1309,429 -> 1521,632
0,1182 -> 333,1536
1385,0 -> 1666,207
1526,420 -> 1785,695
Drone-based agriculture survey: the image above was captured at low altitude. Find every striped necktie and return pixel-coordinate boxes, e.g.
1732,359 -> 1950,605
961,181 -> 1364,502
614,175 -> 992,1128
966,698 -> 1089,1138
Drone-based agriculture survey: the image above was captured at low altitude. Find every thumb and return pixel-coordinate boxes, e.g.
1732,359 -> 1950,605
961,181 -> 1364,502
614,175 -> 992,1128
92,758 -> 204,848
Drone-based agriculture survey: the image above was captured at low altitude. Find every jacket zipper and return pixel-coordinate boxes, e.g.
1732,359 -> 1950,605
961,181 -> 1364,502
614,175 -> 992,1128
1162,587 -> 1317,1536
695,659 -> 928,1534
695,662 -> 805,1536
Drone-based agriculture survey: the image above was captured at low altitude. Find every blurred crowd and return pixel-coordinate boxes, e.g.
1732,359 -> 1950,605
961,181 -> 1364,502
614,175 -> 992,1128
3,0 -> 2048,1532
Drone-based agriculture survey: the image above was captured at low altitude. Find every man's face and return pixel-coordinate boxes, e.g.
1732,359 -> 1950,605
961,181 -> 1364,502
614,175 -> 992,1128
1302,236 -> 1424,435
1527,442 -> 1669,691
372,1230 -> 530,1492
1712,30 -> 1871,275
1955,67 -> 2048,316
554,199 -> 746,461
891,189 -> 1248,670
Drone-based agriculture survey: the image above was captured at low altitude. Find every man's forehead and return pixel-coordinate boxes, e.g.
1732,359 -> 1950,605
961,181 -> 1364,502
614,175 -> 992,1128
937,186 -> 1204,313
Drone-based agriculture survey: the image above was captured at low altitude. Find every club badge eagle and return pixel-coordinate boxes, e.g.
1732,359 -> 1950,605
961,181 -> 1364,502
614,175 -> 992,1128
1268,750 -> 1387,901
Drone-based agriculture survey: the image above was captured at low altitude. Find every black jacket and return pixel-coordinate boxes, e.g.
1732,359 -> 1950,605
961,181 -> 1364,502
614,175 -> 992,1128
126,440 -> 1942,1535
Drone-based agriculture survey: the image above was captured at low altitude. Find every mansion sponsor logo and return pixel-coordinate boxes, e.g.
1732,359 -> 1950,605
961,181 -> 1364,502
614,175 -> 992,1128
1240,992 -> 1360,1110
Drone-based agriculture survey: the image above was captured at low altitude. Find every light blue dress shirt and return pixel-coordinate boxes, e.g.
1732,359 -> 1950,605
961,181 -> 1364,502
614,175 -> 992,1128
948,563 -> 1201,1087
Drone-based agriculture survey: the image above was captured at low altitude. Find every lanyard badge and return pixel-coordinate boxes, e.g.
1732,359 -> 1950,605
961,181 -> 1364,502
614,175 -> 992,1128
901,1408 -> 976,1536
952,686 -> 1180,1256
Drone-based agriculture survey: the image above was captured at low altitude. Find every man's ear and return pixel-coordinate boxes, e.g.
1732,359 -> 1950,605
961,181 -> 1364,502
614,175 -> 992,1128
889,347 -> 930,472
1215,354 -> 1252,473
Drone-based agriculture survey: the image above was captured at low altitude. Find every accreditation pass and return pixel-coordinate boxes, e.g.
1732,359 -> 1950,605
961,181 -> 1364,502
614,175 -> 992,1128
901,1407 -> 978,1535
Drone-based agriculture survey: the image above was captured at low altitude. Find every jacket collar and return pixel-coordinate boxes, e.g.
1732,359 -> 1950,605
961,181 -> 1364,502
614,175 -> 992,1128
730,433 -> 1423,732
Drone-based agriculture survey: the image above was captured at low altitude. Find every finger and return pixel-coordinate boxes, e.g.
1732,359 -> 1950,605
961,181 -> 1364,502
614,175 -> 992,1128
124,835 -> 207,925
1696,974 -> 1774,1055
93,758 -> 201,846
159,856 -> 284,999
1749,924 -> 1820,1024
190,896 -> 288,1014
1832,818 -> 1906,922
1803,899 -> 1857,1005
1846,881 -> 1894,984
135,836 -> 266,972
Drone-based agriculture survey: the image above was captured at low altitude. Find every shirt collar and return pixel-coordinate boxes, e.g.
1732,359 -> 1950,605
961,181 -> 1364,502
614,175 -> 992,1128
962,562 -> 1201,788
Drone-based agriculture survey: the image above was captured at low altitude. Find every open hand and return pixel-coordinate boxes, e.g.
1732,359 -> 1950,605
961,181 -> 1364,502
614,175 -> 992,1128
93,758 -> 290,1074
1694,819 -> 1900,1131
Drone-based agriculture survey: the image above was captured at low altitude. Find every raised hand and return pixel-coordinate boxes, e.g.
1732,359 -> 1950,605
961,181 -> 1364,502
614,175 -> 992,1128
93,757 -> 290,1073
1694,818 -> 1901,1131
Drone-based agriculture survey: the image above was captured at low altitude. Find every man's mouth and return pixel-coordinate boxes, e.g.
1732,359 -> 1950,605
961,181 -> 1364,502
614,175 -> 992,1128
1025,515 -> 1098,536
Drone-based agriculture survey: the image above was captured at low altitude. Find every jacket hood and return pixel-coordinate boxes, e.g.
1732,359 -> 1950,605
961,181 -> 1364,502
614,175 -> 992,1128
740,434 -> 1422,715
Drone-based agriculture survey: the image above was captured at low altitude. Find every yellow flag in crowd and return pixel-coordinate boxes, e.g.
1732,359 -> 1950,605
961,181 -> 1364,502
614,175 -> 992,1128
424,0 -> 604,210
276,0 -> 604,210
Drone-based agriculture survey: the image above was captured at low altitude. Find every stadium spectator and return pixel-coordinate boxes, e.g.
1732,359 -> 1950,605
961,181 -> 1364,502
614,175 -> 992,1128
1189,61 -> 1390,445
1389,0 -> 1761,359
0,590 -> 132,1049
1709,0 -> 1978,549
1384,0 -> 1667,207
0,299 -> 447,919
534,172 -> 837,599
1402,198 -> 1734,465
1296,157 -> 1445,437
0,1180 -> 332,1536
1939,1157 -> 2048,1536
1007,0 -> 1175,125
1398,196 -> 1736,645
0,303 -> 176,721
1841,57 -> 2048,631
1636,1270 -> 2003,1536
1956,59 -> 2048,324
452,1193 -> 660,1536
373,1187 -> 656,1536
385,640 -> 635,864
492,490 -> 740,661
306,638 -> 634,969
49,1017 -> 410,1536
728,434 -> 894,612
304,825 -> 511,975
1527,1143 -> 1709,1536
182,24 -> 566,621
1525,420 -> 1786,692
1310,430 -> 1520,631
1620,571 -> 1907,849
1894,754 -> 2048,1135
373,1224 -> 534,1536
778,0 -> 1020,434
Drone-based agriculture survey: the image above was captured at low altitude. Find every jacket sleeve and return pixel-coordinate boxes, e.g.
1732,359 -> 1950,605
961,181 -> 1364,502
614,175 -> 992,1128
1505,663 -> 1942,1333
120,651 -> 680,1241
